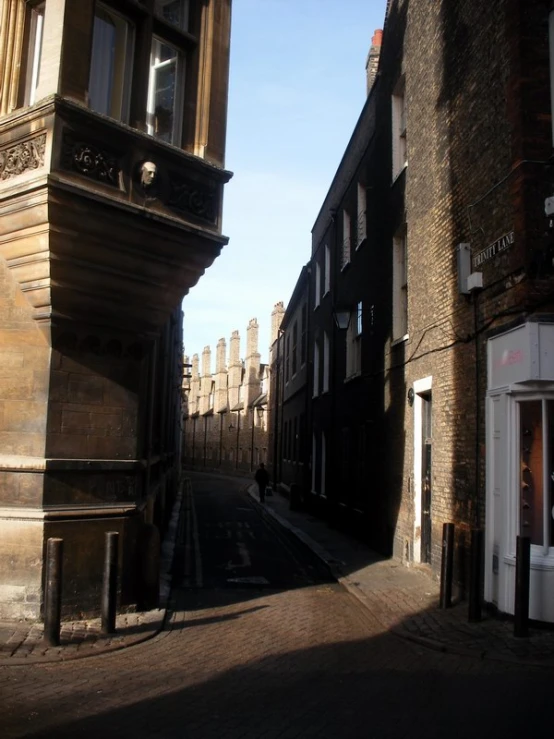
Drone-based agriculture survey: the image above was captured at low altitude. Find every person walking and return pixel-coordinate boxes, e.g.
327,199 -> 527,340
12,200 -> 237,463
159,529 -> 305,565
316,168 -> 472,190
254,462 -> 269,503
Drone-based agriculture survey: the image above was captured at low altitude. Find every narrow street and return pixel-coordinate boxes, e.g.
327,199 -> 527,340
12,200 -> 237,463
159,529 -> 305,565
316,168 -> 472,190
0,474 -> 552,739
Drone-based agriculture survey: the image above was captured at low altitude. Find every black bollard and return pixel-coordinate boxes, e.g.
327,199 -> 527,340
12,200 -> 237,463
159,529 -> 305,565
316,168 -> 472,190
439,523 -> 455,609
468,528 -> 483,622
514,535 -> 530,637
101,531 -> 119,635
44,537 -> 63,646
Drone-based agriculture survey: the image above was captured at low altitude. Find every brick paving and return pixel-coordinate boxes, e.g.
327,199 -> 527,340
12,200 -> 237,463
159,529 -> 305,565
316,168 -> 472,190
0,475 -> 552,738
252,484 -> 554,667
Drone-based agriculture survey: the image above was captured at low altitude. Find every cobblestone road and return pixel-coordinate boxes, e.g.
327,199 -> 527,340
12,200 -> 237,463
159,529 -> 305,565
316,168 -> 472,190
1,477 -> 551,738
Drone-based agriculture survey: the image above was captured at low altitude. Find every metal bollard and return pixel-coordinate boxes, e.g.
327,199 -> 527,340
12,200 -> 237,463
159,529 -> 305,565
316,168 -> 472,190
439,523 -> 455,609
468,528 -> 483,622
44,537 -> 63,646
101,532 -> 119,635
514,535 -> 530,637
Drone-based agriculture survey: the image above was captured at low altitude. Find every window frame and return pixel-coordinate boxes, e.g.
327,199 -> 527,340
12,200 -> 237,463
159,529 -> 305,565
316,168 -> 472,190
392,76 -> 407,181
392,226 -> 408,342
356,182 -> 367,248
146,34 -> 185,145
88,3 -> 135,123
341,209 -> 351,270
23,1 -> 45,107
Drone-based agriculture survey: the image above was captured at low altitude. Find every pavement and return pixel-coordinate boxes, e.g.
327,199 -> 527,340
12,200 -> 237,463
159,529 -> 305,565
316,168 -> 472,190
1,475 -> 554,668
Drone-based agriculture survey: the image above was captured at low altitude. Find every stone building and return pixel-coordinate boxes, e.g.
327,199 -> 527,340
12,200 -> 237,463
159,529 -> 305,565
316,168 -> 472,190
0,0 -> 232,620
182,318 -> 270,475
270,0 -> 554,622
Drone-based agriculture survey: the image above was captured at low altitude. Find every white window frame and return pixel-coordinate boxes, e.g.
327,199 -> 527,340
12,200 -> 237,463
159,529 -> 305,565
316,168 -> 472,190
24,2 -> 45,106
341,209 -> 351,269
323,331 -> 330,393
314,261 -> 321,309
324,244 -> 331,295
392,227 -> 408,342
346,304 -> 362,380
147,36 -> 185,145
313,341 -> 320,397
357,182 -> 367,248
392,76 -> 407,181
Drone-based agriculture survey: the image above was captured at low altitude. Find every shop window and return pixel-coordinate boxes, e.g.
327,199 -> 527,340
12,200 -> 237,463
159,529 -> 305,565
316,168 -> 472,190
89,4 -> 134,122
519,400 -> 554,548
147,37 -> 184,144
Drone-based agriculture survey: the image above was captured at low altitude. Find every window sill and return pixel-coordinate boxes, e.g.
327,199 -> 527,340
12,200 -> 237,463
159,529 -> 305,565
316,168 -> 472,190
391,162 -> 408,186
392,333 -> 409,347
344,371 -> 362,383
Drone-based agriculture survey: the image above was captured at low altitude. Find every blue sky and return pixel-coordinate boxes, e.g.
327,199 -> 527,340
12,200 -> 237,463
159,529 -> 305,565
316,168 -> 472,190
182,0 -> 388,363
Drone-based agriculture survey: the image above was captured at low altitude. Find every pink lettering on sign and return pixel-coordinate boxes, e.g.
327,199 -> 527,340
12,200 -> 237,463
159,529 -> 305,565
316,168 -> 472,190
495,349 -> 523,368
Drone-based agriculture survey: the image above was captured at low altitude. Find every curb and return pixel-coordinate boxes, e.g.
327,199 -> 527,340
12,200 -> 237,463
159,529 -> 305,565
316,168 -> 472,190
247,487 -> 554,668
0,483 -> 185,666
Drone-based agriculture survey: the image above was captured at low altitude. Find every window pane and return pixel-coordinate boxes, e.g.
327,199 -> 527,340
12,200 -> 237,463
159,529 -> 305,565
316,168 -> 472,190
148,38 -> 183,144
520,401 -> 544,545
155,0 -> 190,31
25,3 -> 45,106
89,6 -> 133,121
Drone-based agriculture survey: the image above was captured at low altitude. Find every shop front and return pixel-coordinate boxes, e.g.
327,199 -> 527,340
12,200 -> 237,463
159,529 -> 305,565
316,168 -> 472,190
486,321 -> 554,622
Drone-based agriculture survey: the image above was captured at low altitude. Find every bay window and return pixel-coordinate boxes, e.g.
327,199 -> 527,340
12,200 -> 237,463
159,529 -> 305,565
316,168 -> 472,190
147,38 -> 184,144
89,4 -> 134,122
155,0 -> 190,32
24,2 -> 45,106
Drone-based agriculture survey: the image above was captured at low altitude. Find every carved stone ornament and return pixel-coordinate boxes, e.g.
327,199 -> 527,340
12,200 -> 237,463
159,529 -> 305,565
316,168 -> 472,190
168,176 -> 217,223
0,134 -> 46,181
61,132 -> 121,187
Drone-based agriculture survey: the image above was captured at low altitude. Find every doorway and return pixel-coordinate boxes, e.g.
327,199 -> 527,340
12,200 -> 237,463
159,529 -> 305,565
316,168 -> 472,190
413,376 -> 433,564
421,392 -> 433,564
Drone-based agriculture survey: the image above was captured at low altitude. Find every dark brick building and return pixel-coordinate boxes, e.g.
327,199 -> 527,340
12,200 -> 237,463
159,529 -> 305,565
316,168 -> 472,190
270,0 -> 554,622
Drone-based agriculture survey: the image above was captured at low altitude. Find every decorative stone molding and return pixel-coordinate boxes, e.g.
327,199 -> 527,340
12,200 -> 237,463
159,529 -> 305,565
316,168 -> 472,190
0,134 -> 46,181
168,175 -> 217,223
61,132 -> 121,187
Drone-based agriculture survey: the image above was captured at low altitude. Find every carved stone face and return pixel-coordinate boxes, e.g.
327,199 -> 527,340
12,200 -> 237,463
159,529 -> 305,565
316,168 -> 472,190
140,161 -> 157,188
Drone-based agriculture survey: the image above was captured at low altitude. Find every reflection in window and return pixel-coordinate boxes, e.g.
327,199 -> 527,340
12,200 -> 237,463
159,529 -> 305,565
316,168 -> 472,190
25,3 -> 45,106
89,5 -> 133,121
155,0 -> 190,31
519,400 -> 554,547
147,38 -> 183,144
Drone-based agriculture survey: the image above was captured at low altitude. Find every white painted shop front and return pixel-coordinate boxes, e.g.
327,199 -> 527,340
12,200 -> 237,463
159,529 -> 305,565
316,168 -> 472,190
485,321 -> 554,622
